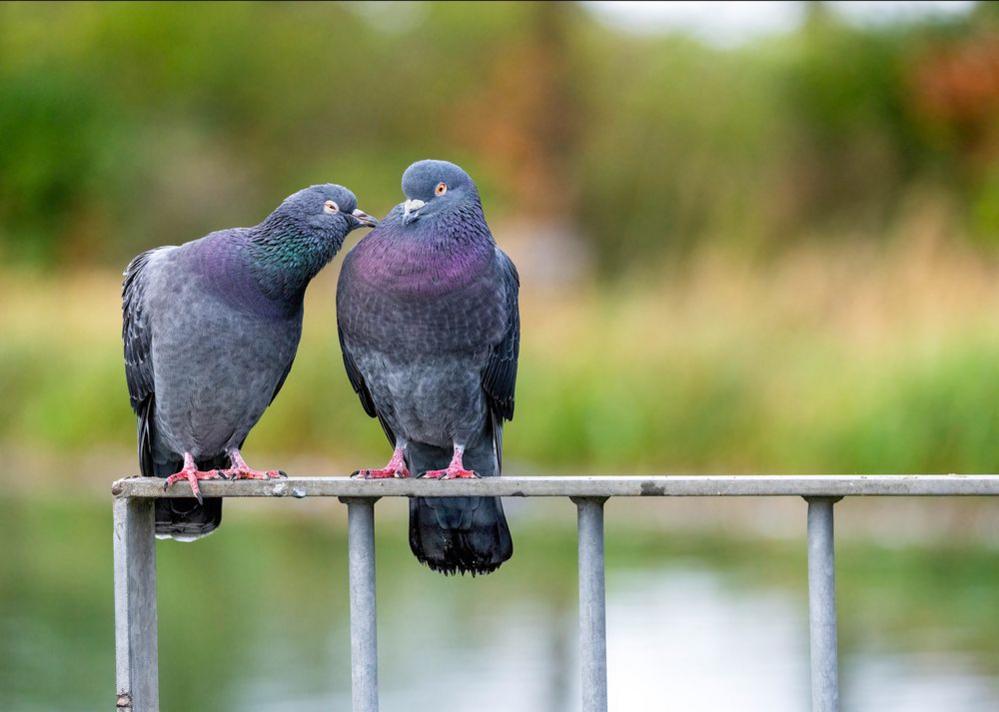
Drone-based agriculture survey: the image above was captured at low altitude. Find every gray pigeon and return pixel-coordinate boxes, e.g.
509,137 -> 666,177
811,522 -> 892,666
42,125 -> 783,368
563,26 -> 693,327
337,159 -> 519,575
123,185 -> 376,540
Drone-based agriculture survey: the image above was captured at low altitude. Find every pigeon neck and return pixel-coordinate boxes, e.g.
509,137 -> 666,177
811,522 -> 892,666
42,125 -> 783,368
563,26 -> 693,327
354,198 -> 494,298
247,216 -> 342,301
409,196 -> 491,245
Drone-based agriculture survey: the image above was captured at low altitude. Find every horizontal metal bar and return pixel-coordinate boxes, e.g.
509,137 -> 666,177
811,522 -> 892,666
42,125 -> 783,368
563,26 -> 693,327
112,474 -> 999,499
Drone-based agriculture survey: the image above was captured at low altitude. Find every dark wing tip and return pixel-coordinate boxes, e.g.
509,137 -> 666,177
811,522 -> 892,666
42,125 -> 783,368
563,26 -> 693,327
482,248 -> 520,424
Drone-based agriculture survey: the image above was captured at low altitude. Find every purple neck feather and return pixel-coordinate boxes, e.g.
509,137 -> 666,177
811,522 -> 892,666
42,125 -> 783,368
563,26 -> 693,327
187,217 -> 341,318
353,199 -> 494,297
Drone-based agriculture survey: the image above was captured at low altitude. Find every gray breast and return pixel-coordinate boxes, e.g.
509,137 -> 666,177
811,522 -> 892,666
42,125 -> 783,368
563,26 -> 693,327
354,349 -> 489,448
146,251 -> 301,458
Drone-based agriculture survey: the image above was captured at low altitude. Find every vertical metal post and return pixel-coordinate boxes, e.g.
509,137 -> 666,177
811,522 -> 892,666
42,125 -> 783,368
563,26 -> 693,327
343,498 -> 379,712
573,497 -> 608,712
113,497 -> 159,712
806,496 -> 841,712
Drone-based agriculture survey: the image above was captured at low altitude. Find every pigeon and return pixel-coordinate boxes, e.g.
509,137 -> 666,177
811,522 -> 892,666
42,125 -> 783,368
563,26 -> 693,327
122,184 -> 376,540
337,159 -> 519,575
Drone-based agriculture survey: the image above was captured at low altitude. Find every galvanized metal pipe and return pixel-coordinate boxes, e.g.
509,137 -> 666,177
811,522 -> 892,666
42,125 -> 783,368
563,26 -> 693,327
113,497 -> 159,712
806,497 -> 841,712
574,497 -> 608,712
119,474 -> 999,499
344,498 -> 379,712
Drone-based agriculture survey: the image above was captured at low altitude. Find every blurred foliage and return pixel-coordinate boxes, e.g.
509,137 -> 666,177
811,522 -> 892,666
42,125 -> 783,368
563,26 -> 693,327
0,2 -> 997,271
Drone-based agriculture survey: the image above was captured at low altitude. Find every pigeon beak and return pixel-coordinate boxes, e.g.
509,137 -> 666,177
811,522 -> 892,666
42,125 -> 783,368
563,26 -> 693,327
351,208 -> 378,228
402,198 -> 425,225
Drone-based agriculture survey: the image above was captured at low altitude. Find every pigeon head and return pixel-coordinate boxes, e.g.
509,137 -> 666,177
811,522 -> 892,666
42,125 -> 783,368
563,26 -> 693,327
271,184 -> 378,237
251,184 -> 376,298
399,160 -> 479,226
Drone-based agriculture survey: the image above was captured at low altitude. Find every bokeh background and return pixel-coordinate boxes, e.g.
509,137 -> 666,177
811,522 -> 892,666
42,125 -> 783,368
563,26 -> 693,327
1,2 -> 998,711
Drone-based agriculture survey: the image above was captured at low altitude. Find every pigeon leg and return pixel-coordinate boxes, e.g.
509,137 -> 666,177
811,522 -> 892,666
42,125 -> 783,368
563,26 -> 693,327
219,449 -> 286,481
422,444 -> 478,480
162,452 -> 223,504
352,445 -> 410,479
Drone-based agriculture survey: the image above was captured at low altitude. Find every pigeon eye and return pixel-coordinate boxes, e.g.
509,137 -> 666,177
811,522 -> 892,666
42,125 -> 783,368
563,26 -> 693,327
324,200 -> 339,214
435,182 -> 447,196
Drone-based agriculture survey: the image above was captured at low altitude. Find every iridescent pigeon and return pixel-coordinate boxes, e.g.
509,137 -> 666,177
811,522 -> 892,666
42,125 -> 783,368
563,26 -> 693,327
123,185 -> 376,539
337,160 -> 519,575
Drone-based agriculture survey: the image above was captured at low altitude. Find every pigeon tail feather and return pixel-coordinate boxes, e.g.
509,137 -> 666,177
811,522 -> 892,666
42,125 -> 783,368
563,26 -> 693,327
150,453 -> 226,540
406,433 -> 512,576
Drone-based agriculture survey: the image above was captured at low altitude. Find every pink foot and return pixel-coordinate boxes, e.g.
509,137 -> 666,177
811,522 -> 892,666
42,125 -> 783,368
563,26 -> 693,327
221,467 -> 286,481
421,445 -> 477,480
352,447 -> 410,479
352,465 -> 411,479
422,466 -> 478,480
218,449 -> 286,482
163,454 -> 222,504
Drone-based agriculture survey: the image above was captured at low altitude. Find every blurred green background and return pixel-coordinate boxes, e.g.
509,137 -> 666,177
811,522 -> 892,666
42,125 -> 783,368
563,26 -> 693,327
2,0 -> 999,476
1,2 -> 998,711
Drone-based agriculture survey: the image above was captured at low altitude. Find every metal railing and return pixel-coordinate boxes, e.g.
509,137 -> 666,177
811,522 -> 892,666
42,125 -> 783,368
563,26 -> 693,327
111,474 -> 999,712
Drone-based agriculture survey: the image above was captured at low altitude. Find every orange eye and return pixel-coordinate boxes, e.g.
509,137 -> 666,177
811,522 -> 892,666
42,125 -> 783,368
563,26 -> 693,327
435,182 -> 447,196
324,200 -> 339,214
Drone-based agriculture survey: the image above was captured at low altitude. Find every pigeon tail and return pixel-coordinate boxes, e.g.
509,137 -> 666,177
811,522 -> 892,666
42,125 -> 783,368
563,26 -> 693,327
406,435 -> 512,576
150,453 -> 225,541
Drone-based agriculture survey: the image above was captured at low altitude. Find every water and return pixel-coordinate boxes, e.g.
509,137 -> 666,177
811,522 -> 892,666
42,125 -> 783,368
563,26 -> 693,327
0,496 -> 997,711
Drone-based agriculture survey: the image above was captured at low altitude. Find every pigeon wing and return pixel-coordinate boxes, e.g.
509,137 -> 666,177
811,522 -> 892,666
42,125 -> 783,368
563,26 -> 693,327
122,248 -> 166,476
482,247 -> 520,424
338,323 -> 397,446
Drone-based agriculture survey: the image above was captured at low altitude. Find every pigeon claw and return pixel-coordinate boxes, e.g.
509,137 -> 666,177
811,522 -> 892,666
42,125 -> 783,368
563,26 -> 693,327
352,465 -> 411,479
162,467 -> 223,505
422,467 -> 479,480
351,447 -> 410,479
220,467 -> 284,481
220,449 -> 285,482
